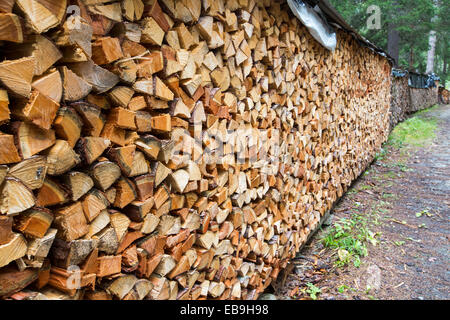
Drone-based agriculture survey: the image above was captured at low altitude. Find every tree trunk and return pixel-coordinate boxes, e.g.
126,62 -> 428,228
387,0 -> 400,67
426,31 -> 437,74
387,25 -> 400,67
409,47 -> 415,71
443,55 -> 447,76
444,55 -> 448,87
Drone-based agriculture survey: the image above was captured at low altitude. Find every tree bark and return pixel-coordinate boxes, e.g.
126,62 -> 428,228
387,0 -> 400,67
387,25 -> 400,67
409,47 -> 415,72
425,30 -> 437,74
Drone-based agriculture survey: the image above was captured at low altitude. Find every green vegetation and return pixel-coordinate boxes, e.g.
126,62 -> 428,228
338,285 -> 348,293
416,104 -> 440,115
393,240 -> 406,246
416,209 -> 433,217
304,283 -> 322,300
387,115 -> 437,148
329,1 -> 449,86
322,213 -> 378,268
391,161 -> 410,172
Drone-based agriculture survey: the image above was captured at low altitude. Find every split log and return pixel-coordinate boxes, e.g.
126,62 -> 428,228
151,114 -> 172,133
5,35 -> 62,76
135,135 -> 162,160
169,169 -> 189,193
60,66 -> 93,102
0,233 -> 28,267
0,13 -> 24,43
12,121 -> 56,159
72,102 -> 105,137
122,0 -> 144,22
92,37 -> 124,65
86,209 -> 110,238
53,202 -> 89,241
53,15 -> 93,59
53,107 -> 83,148
88,2 -> 123,23
106,274 -> 137,299
16,0 -> 67,33
32,70 -> 63,103
14,208 -> 54,238
0,57 -> 35,98
81,189 -> 109,222
110,211 -> 131,243
133,174 -> 154,201
108,107 -> 136,130
140,17 -> 164,46
108,145 -> 136,176
0,178 -> 35,215
0,89 -> 10,124
68,60 -> 120,93
135,111 -> 152,132
50,238 -> 97,269
114,176 -> 137,208
62,171 -> 94,201
35,178 -> 69,207
0,216 -> 13,245
90,161 -> 122,191
45,140 -> 81,176
25,228 -> 57,268
0,134 -> 22,165
97,255 -> 122,277
96,227 -> 119,255
0,267 -> 38,298
12,89 -> 59,130
77,137 -> 111,165
109,86 -> 135,108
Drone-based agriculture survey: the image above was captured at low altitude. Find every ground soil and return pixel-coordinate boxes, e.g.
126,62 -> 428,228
272,104 -> 450,300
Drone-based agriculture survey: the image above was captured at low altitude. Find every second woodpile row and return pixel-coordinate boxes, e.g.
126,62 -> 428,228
409,84 -> 440,113
0,0 -> 391,300
439,87 -> 449,105
390,75 -> 409,130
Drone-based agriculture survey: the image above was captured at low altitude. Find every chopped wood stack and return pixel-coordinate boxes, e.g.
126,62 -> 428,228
390,75 -> 409,130
409,84 -> 440,113
0,0 -> 391,300
439,87 -> 449,105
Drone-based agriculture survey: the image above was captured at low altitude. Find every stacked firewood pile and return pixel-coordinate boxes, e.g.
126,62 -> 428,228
0,0 -> 391,300
409,82 -> 440,113
390,75 -> 409,130
438,87 -> 449,105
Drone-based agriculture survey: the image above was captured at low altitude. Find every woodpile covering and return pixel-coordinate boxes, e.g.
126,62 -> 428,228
0,0 -> 391,300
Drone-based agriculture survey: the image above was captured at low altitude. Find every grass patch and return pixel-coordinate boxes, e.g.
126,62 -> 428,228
415,104 -> 439,115
388,115 -> 437,148
374,147 -> 388,161
302,283 -> 322,300
321,213 -> 378,268
383,171 -> 398,179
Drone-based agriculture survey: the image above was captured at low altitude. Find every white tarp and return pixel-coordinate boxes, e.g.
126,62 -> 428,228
287,0 -> 337,51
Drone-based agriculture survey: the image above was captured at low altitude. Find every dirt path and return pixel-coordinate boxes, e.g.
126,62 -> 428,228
272,104 -> 450,300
